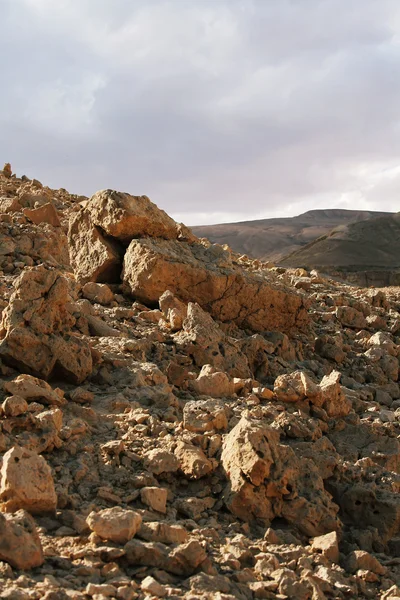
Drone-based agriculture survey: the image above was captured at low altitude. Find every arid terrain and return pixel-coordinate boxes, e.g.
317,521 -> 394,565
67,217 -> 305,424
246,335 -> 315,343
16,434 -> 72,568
193,210 -> 400,287
1,163 -> 400,600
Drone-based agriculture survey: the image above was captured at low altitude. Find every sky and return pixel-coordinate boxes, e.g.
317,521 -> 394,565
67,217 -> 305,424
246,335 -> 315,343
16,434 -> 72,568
1,0 -> 400,225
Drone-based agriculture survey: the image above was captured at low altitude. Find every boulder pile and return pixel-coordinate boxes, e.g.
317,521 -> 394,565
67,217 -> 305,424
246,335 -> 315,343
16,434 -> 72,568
0,163 -> 399,599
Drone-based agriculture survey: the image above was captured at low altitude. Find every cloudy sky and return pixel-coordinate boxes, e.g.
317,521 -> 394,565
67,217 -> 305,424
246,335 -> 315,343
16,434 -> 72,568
2,0 -> 400,225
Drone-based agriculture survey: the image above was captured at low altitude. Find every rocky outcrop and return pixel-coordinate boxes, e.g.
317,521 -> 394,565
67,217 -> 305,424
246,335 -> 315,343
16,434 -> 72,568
221,417 -> 340,536
0,266 -> 92,383
122,238 -> 309,333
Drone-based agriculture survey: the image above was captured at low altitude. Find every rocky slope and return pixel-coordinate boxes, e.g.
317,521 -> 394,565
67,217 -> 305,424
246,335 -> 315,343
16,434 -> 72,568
0,163 -> 400,599
192,209 -> 394,264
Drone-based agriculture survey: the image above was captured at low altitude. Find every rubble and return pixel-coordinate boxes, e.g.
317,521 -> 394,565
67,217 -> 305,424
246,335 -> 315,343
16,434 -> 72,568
0,167 -> 399,599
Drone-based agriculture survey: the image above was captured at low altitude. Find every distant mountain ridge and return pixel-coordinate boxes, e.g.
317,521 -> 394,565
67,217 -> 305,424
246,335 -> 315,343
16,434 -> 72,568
192,209 -> 394,263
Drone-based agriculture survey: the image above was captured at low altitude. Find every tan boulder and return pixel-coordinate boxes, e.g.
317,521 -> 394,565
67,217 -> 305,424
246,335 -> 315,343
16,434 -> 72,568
68,209 -> 122,284
274,370 -> 321,403
140,487 -> 168,514
82,282 -> 114,305
86,507 -> 142,544
0,446 -> 57,514
221,417 -> 340,535
318,371 -> 351,417
159,290 -> 187,331
23,202 -> 60,227
0,510 -> 44,569
191,364 -> 234,398
0,266 -> 92,383
2,395 -> 28,417
138,521 -> 188,544
122,239 -> 308,333
183,398 -> 228,433
175,441 -> 214,479
311,531 -> 339,563
143,448 -> 179,475
4,374 -> 65,407
85,189 -> 179,243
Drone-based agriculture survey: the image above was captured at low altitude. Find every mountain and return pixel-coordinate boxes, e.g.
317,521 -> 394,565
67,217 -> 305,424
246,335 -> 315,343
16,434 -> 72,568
192,209 -> 394,263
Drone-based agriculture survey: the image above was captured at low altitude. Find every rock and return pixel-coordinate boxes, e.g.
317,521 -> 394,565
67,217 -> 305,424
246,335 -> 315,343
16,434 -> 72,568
140,487 -> 168,513
124,538 -> 207,576
159,290 -> 187,331
83,189 -> 179,243
311,531 -> 339,563
0,266 -> 92,383
82,282 -> 114,305
0,446 -> 57,514
317,370 -> 351,417
140,576 -> 167,598
122,239 -> 309,333
4,374 -> 65,407
86,507 -> 142,544
346,550 -> 387,575
221,417 -> 340,535
0,197 -> 22,213
336,306 -> 367,329
23,203 -> 60,227
274,370 -> 321,403
183,398 -> 228,432
2,163 -> 12,178
143,449 -> 179,475
175,441 -> 214,479
68,209 -> 122,284
138,521 -> 188,544
0,510 -> 43,569
191,365 -> 234,398
2,396 -> 28,417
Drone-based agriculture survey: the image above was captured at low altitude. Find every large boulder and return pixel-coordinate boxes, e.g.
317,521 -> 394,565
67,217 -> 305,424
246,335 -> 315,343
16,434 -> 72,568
84,189 -> 179,243
0,266 -> 92,383
122,239 -> 309,333
221,417 -> 340,536
68,210 -> 122,284
0,510 -> 44,569
0,446 -> 57,514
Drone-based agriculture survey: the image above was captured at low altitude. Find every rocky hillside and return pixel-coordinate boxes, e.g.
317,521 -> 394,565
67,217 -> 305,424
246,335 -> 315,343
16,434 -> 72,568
192,209 -> 394,263
1,163 -> 400,599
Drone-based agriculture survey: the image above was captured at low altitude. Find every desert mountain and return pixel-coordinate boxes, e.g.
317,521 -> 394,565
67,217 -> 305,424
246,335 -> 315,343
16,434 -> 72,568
192,209 -> 394,263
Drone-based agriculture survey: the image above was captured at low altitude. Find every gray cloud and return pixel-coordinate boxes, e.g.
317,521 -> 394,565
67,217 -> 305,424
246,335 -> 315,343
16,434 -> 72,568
1,0 -> 400,224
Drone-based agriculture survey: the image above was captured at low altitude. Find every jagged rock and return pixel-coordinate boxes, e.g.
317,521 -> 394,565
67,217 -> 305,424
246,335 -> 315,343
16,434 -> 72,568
4,374 -> 65,407
0,197 -> 22,213
141,576 -> 166,598
84,189 -> 179,243
143,448 -> 179,474
159,290 -> 187,331
346,550 -> 386,575
122,239 -> 309,333
0,446 -> 57,514
221,417 -> 340,535
0,266 -> 92,383
68,209 -> 122,284
0,510 -> 44,569
138,521 -> 188,544
191,364 -> 234,398
140,486 -> 168,513
183,398 -> 228,433
82,282 -> 114,305
175,441 -> 214,480
274,370 -> 320,403
2,163 -> 12,178
23,203 -> 60,227
311,531 -> 339,563
124,538 -> 207,576
1,395 -> 28,417
86,507 -> 142,544
317,370 -> 351,417
336,305 -> 367,329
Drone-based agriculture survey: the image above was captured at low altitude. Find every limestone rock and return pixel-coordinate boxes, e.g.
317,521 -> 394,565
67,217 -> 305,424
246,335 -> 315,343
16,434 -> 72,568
122,238 -> 309,333
86,507 -> 142,544
23,203 -> 60,227
68,209 -> 122,284
183,398 -> 228,433
175,441 -> 214,480
4,374 -> 65,407
0,266 -> 92,383
274,370 -> 321,403
82,282 -> 114,305
140,487 -> 168,513
221,417 -> 340,535
84,189 -> 179,243
191,364 -> 234,398
0,510 -> 44,569
0,446 -> 57,514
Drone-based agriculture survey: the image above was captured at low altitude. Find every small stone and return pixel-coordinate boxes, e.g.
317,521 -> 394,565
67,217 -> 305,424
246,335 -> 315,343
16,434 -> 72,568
311,531 -> 339,563
86,508 -> 142,544
140,576 -> 166,597
2,396 -> 28,417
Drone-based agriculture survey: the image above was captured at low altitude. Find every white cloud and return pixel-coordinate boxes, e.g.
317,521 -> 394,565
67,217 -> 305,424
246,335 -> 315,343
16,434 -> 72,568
1,0 -> 400,222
